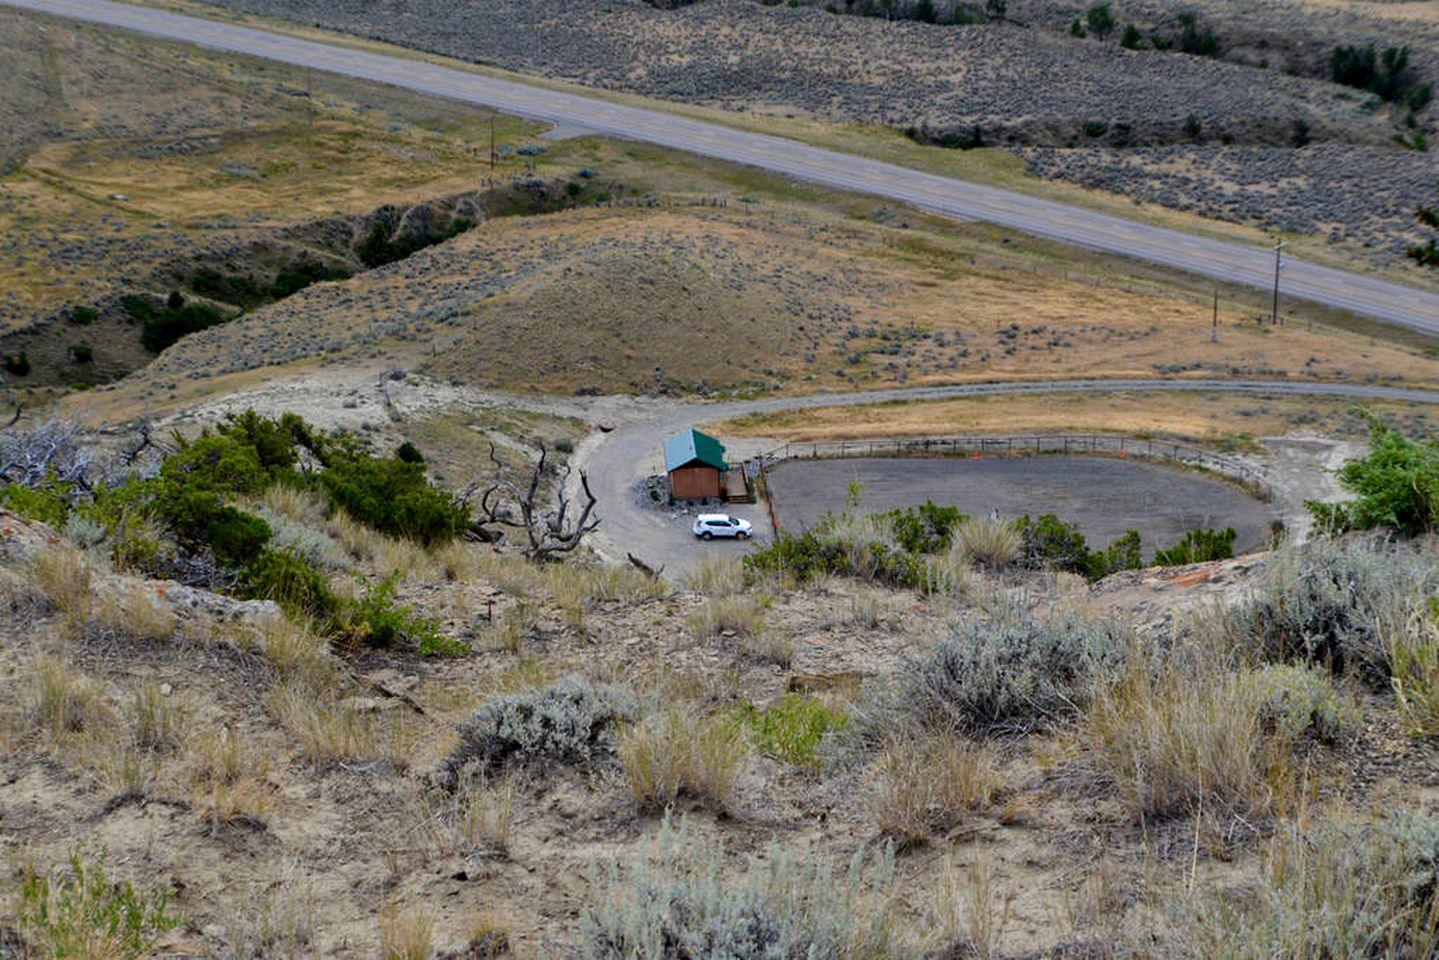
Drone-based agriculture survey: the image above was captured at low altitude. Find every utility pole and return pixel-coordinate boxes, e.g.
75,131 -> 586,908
1271,238 -> 1286,325
1211,285 -> 1218,342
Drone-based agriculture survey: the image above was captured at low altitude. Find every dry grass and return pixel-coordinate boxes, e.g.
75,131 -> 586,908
952,518 -> 1022,572
324,510 -> 432,579
188,727 -> 276,830
687,595 -> 768,640
618,708 -> 748,814
715,393 -> 1439,445
123,682 -> 185,753
545,563 -> 669,632
928,859 -> 1016,960
26,544 -> 93,622
219,860 -> 316,960
266,684 -> 380,765
683,555 -> 745,597
84,587 -> 179,645
739,631 -> 798,669
1082,660 -> 1295,826
248,615 -> 341,697
871,732 -> 1004,849
26,652 -> 110,741
379,904 -> 435,960
418,774 -> 519,858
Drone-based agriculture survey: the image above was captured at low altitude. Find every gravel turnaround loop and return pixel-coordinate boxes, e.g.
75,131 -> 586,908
11,0 -> 1439,334
579,378 -> 1439,575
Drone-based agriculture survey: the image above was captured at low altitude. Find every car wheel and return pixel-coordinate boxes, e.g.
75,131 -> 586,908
737,532 -> 749,540
701,531 -> 713,541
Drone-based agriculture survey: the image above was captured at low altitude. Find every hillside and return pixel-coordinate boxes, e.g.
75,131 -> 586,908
176,0 -> 1439,264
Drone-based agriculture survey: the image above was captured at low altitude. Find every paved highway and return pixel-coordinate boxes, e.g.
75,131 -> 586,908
12,0 -> 1439,334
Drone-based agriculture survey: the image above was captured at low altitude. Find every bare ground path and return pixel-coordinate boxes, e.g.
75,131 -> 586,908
10,0 -> 1439,333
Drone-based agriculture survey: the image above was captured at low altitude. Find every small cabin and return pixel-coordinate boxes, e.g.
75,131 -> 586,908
663,428 -> 727,500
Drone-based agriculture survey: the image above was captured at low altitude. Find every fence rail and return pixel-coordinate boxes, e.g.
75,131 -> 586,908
757,433 -> 1270,500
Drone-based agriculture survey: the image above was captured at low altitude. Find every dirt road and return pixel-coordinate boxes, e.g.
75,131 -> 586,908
576,378 -> 1439,575
12,0 -> 1439,333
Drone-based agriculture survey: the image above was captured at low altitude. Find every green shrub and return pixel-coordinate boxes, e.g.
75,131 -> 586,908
1120,23 -> 1142,48
906,611 -> 1128,734
1085,2 -> 1114,39
240,548 -> 341,625
743,519 -> 922,588
320,457 -> 467,546
4,352 -> 30,376
0,481 -> 75,527
68,342 -> 94,363
190,267 -> 264,308
69,306 -> 99,325
1014,514 -> 1142,579
269,258 -> 351,300
580,813 -> 906,960
734,694 -> 849,767
1016,513 -> 1091,571
880,500 -> 964,554
394,440 -> 425,464
18,845 -> 182,960
1154,526 -> 1236,566
439,677 -> 636,787
346,573 -> 448,652
134,295 -> 228,353
1245,663 -> 1361,743
1308,414 -> 1439,536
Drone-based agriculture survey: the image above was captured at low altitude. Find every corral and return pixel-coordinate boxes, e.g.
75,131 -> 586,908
765,453 -> 1275,554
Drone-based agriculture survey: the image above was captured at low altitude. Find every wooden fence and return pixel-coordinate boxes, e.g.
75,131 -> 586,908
756,433 -> 1271,501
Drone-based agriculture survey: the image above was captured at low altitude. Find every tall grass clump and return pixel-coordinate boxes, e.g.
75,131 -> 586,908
1171,811 -> 1439,958
618,708 -> 748,814
1083,660 -> 1295,824
905,610 -> 1129,735
1221,539 -> 1439,686
952,517 -> 1022,571
379,904 -> 436,960
683,554 -> 745,596
580,812 -> 910,959
686,594 -> 768,639
872,733 -> 1002,849
438,677 -> 636,788
1393,598 -> 1439,735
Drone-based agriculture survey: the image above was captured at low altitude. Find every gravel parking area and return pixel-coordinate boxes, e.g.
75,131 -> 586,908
767,454 -> 1275,554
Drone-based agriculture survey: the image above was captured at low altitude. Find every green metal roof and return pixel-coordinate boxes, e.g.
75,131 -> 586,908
663,429 -> 727,473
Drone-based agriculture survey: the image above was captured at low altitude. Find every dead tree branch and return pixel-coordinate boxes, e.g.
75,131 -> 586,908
469,443 -> 600,561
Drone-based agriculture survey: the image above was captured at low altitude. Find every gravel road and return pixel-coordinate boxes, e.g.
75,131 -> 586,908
578,378 -> 1439,575
12,0 -> 1439,334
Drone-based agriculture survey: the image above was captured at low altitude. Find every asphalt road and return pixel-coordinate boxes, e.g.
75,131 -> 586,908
13,0 -> 1439,334
579,378 -> 1439,574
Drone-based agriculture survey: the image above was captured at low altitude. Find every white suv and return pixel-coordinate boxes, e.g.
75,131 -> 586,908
692,514 -> 753,541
